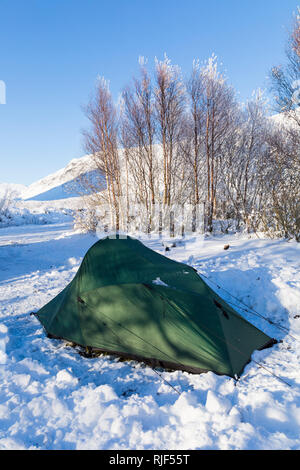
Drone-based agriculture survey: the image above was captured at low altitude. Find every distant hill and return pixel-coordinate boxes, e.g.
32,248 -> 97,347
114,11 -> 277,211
21,154 -> 104,202
3,111 -> 297,204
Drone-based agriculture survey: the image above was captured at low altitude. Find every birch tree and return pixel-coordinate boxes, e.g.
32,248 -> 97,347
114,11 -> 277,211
154,56 -> 186,207
121,59 -> 157,231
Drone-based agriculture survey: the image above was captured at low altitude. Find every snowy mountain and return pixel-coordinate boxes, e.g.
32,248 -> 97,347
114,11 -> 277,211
21,154 -> 100,201
0,154 -> 106,228
270,109 -> 300,128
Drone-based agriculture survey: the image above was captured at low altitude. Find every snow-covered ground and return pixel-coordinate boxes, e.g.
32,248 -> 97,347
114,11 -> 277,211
0,223 -> 300,450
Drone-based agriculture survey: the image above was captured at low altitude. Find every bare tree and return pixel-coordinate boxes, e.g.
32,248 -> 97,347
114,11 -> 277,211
193,56 -> 238,231
121,59 -> 157,231
82,77 -> 122,231
222,91 -> 269,231
185,61 -> 206,206
266,8 -> 300,240
262,119 -> 300,240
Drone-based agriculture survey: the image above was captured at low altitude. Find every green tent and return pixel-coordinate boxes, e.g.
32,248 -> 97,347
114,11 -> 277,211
36,235 -> 275,378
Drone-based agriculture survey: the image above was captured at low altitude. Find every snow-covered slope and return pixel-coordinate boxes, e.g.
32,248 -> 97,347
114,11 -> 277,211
0,154 -> 105,228
270,109 -> 300,129
21,154 -> 99,201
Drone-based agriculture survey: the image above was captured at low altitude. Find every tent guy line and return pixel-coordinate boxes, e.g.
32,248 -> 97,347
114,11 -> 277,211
198,271 -> 299,342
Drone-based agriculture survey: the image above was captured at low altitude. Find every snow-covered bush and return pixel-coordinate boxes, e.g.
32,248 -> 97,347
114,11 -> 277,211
73,207 -> 99,233
0,201 -> 72,228
0,188 -> 15,222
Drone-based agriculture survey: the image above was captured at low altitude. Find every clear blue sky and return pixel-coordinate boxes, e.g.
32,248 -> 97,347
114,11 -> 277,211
0,0 -> 299,185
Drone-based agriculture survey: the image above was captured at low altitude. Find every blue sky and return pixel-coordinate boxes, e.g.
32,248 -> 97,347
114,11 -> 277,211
0,0 -> 299,185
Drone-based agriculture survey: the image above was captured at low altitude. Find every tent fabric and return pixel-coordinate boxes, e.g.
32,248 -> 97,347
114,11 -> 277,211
36,235 -> 275,378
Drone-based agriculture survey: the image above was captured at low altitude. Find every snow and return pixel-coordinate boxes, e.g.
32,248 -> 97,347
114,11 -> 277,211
152,277 -> 169,287
0,223 -> 300,449
23,169 -> 102,202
